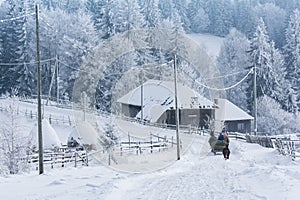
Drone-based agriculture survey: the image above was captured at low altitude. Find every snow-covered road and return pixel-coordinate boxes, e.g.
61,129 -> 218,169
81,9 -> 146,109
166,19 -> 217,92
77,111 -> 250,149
0,136 -> 299,200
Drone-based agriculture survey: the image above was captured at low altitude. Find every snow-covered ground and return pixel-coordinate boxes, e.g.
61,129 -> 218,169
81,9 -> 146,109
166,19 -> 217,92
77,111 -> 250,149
0,136 -> 299,200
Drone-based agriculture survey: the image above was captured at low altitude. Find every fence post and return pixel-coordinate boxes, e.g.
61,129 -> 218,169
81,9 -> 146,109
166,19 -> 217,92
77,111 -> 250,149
75,152 -> 77,168
150,134 -> 153,153
62,152 -> 65,167
128,133 -> 131,148
68,115 -> 72,126
85,150 -> 88,166
49,114 -> 52,124
51,152 -> 54,168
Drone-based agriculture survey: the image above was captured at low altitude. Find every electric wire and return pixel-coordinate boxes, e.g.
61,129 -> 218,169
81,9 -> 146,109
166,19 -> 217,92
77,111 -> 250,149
0,12 -> 35,23
0,57 -> 56,66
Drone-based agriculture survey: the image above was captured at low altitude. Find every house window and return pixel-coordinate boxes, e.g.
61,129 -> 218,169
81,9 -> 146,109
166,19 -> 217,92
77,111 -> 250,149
237,123 -> 244,131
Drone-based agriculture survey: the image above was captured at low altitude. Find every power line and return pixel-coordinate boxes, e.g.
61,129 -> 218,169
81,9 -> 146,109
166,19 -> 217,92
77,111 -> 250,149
204,69 -> 249,81
55,58 -> 89,73
141,63 -> 253,91
0,57 -> 56,66
192,68 -> 253,91
0,12 -> 35,23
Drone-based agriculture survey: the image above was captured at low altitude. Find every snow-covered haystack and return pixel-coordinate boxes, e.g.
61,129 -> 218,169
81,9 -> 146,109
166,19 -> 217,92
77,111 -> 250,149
71,121 -> 100,151
30,119 -> 62,149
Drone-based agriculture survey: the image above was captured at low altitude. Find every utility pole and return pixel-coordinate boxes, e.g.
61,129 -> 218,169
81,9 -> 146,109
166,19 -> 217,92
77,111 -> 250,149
253,64 -> 257,136
82,92 -> 87,121
140,69 -> 144,122
36,4 -> 43,174
174,54 -> 180,160
46,58 -> 57,106
56,55 -> 59,104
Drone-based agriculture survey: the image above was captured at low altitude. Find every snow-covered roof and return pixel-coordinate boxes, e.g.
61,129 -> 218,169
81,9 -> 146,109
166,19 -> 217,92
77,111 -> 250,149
215,98 -> 253,121
118,80 -> 214,122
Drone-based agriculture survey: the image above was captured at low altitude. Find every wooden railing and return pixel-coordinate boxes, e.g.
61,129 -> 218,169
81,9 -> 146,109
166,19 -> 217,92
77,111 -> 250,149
118,115 -> 209,135
272,139 -> 300,161
119,133 -> 181,156
26,147 -> 88,169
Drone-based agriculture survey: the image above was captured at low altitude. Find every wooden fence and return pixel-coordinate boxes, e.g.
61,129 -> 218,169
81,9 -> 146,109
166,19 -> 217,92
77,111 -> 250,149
118,115 -> 209,135
272,139 -> 300,161
228,132 -> 247,141
24,109 -> 73,126
119,133 -> 181,156
26,147 -> 88,169
0,103 -> 74,126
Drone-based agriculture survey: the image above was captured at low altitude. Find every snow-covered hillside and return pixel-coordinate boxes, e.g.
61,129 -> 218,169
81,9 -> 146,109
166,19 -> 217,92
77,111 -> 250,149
187,33 -> 224,59
0,136 -> 299,200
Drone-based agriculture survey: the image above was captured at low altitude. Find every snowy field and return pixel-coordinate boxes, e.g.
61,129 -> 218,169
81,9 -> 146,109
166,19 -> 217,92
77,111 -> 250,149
0,136 -> 299,200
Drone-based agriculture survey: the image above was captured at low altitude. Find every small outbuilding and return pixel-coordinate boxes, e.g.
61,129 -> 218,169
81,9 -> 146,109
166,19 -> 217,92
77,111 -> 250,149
214,98 -> 253,133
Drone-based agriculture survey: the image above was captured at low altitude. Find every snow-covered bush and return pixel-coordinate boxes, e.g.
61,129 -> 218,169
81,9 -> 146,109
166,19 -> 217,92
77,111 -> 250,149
257,96 -> 300,135
0,95 -> 30,174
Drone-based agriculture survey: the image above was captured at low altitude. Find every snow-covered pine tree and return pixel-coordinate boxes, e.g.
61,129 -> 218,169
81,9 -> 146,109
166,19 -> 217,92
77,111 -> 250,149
253,3 -> 286,48
274,0 -> 300,13
217,28 -> 250,111
284,9 -> 300,112
172,0 -> 189,32
0,0 -> 32,95
139,0 -> 161,28
187,0 -> 209,33
30,7 -> 98,99
96,0 -> 119,39
270,41 -> 298,113
85,0 -> 104,33
64,0 -> 82,13
119,0 -> 145,32
157,0 -> 183,31
204,0 -> 234,36
233,0 -> 256,37
246,18 -> 280,115
14,0 -> 35,97
158,0 -> 173,20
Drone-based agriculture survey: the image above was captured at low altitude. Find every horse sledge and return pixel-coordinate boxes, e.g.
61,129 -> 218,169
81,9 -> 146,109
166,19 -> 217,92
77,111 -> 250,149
208,133 -> 228,155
